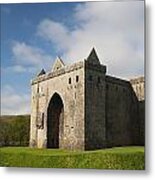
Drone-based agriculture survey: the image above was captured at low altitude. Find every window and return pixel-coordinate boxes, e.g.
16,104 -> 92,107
76,75 -> 79,82
69,78 -> 71,84
41,113 -> 44,129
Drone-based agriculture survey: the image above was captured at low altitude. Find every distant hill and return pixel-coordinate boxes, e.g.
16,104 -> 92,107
0,115 -> 30,147
0,115 -> 30,122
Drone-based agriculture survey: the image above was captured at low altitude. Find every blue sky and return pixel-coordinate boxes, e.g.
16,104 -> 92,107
1,2 -> 78,92
1,1 -> 144,115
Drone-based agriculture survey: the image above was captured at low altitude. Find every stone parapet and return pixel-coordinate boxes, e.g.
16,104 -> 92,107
106,75 -> 130,87
31,61 -> 84,85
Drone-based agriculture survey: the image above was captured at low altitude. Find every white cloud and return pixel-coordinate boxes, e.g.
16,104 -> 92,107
37,19 -> 72,52
1,1 -> 145,116
37,1 -> 144,79
10,65 -> 27,73
12,41 -> 52,69
1,85 -> 30,115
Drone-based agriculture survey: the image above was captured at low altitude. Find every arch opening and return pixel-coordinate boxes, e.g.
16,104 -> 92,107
47,93 -> 64,148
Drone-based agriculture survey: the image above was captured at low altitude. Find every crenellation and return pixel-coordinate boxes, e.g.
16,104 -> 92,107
31,61 -> 84,85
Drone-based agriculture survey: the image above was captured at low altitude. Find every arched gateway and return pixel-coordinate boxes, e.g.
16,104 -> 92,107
47,93 -> 64,148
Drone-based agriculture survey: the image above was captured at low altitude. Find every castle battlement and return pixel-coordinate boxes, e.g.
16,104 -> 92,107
31,60 -> 84,85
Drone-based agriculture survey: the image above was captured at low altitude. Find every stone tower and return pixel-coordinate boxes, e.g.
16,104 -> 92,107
30,48 -> 145,150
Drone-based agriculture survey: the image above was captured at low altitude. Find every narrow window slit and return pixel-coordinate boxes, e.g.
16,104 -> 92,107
76,75 -> 79,82
69,78 -> 71,84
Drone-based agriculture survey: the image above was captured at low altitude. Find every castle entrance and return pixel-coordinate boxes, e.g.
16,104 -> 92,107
47,93 -> 64,148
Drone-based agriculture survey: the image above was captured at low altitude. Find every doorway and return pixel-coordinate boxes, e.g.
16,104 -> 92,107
47,93 -> 64,148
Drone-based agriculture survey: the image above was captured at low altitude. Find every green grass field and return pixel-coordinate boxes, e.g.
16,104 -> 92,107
0,146 -> 144,170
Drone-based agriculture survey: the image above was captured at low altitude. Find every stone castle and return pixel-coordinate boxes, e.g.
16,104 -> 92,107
30,48 -> 145,150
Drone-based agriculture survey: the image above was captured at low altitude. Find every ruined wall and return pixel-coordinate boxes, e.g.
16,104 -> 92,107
130,77 -> 145,145
85,61 -> 107,150
105,76 -> 139,147
130,77 -> 145,101
30,61 -> 85,150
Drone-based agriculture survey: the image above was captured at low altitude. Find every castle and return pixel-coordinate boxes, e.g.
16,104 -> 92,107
30,48 -> 145,150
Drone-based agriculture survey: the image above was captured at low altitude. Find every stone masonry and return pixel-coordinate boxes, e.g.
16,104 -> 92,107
30,48 -> 145,150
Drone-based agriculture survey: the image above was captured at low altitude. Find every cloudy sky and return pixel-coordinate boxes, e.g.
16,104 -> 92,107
1,1 -> 144,115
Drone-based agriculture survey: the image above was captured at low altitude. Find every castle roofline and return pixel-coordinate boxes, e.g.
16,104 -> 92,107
52,56 -> 65,72
31,60 -> 85,85
31,58 -> 106,85
37,69 -> 46,76
87,47 -> 100,65
106,75 -> 130,87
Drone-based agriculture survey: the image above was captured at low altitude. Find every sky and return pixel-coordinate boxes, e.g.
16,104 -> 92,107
0,0 -> 144,115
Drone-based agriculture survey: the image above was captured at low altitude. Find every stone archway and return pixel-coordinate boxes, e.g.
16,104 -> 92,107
47,93 -> 64,148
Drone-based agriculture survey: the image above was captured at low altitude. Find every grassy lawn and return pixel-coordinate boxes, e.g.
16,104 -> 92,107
0,146 -> 145,170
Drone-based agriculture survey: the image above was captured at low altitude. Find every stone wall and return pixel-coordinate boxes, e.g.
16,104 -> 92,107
105,76 -> 140,147
130,77 -> 145,145
130,77 -> 145,101
85,61 -> 107,150
30,61 -> 85,150
138,100 -> 145,145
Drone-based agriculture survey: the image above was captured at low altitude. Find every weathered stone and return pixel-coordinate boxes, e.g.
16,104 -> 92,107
52,57 -> 65,72
30,48 -> 145,150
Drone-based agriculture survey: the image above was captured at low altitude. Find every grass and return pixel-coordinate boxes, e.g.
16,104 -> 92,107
0,146 -> 144,170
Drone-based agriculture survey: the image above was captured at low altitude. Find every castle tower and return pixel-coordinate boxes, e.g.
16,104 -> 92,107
30,48 -> 107,150
85,48 -> 107,149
